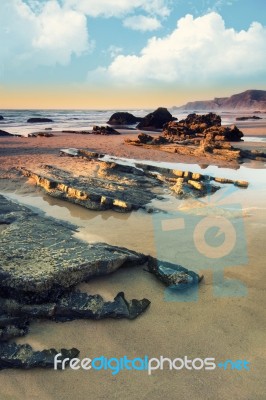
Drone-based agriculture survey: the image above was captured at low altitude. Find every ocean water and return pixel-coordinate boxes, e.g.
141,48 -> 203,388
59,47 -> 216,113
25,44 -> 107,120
0,109 -> 265,139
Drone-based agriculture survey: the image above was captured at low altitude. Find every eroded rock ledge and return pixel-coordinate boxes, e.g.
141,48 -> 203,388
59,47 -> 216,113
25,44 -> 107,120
19,155 -> 249,212
0,195 -> 201,369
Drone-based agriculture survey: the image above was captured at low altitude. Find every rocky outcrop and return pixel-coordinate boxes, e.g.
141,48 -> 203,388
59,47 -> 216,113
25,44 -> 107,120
27,118 -> 53,123
20,156 -> 223,212
137,107 -> 176,130
163,113 -> 243,142
107,112 -> 142,125
92,125 -> 120,135
0,194 -> 202,369
0,116 -> 4,120
176,90 -> 266,111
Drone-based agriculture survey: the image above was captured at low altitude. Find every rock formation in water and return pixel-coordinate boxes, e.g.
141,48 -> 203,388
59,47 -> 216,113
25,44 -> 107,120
0,116 -> 4,120
137,107 -> 176,130
20,153 -> 224,213
107,112 -> 142,125
27,118 -> 54,123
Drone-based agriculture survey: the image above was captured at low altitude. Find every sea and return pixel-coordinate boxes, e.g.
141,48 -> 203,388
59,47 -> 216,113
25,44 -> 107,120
0,108 -> 266,141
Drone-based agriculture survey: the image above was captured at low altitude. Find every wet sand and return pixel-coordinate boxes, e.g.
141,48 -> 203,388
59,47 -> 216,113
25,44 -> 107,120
0,126 -> 266,400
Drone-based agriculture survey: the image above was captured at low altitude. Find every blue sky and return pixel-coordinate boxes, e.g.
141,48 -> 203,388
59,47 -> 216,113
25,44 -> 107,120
0,0 -> 265,108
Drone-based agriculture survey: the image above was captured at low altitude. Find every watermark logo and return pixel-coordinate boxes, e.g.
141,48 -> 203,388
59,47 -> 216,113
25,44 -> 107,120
54,354 -> 250,375
152,188 -> 248,301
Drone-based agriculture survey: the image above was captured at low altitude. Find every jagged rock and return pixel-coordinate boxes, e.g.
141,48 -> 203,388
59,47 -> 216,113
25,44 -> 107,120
27,118 -> 53,123
92,126 -> 120,135
180,112 -> 221,128
0,116 -> 4,120
203,125 -> 243,141
107,112 -> 142,125
163,113 -> 243,142
0,343 -> 79,370
137,107 -> 176,130
0,291 -> 150,323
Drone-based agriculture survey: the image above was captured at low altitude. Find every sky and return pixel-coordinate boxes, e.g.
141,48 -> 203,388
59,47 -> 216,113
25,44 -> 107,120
0,0 -> 265,109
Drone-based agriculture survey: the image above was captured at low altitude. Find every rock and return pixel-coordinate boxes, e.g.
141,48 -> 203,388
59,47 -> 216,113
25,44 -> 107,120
173,170 -> 184,177
0,343 -> 79,370
147,258 -> 203,289
0,129 -> 12,137
203,124 -> 243,141
236,115 -> 262,121
151,136 -> 168,145
138,133 -> 153,144
215,177 -> 234,184
137,107 -> 176,130
234,180 -> 249,188
0,116 -> 4,120
27,118 -> 53,123
92,125 -> 120,135
180,112 -> 221,128
107,112 -> 142,125
188,180 -> 204,191
36,132 -> 54,137
0,194 -> 149,299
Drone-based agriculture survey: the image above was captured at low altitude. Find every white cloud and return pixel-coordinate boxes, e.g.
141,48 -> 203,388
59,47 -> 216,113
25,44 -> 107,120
65,0 -> 171,18
107,45 -> 123,59
123,15 -> 162,31
90,12 -> 266,85
0,0 -> 89,70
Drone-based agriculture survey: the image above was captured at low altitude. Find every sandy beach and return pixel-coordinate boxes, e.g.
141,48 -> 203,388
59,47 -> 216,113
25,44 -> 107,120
0,122 -> 265,400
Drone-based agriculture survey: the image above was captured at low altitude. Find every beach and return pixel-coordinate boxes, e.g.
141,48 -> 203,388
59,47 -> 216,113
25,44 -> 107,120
0,118 -> 265,400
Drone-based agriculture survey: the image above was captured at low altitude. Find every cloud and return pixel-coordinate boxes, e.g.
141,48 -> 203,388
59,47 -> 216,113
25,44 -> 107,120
65,0 -> 171,18
89,12 -> 266,85
107,45 -> 123,58
123,15 -> 162,31
0,0 -> 89,71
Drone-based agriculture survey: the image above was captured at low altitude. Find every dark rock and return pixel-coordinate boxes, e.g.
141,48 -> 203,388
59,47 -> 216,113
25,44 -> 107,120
0,116 -> 4,120
236,115 -> 262,121
107,112 -> 142,125
92,125 -> 120,135
0,343 -> 79,370
163,113 -> 243,142
203,125 -> 243,141
36,132 -> 54,137
180,112 -> 222,128
0,129 -> 12,137
0,194 -> 148,300
137,107 -> 176,130
147,258 -> 203,289
27,118 -> 53,123
138,133 -> 153,144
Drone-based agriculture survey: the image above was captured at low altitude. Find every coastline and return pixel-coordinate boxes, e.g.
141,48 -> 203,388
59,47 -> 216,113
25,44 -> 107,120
0,117 -> 265,400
